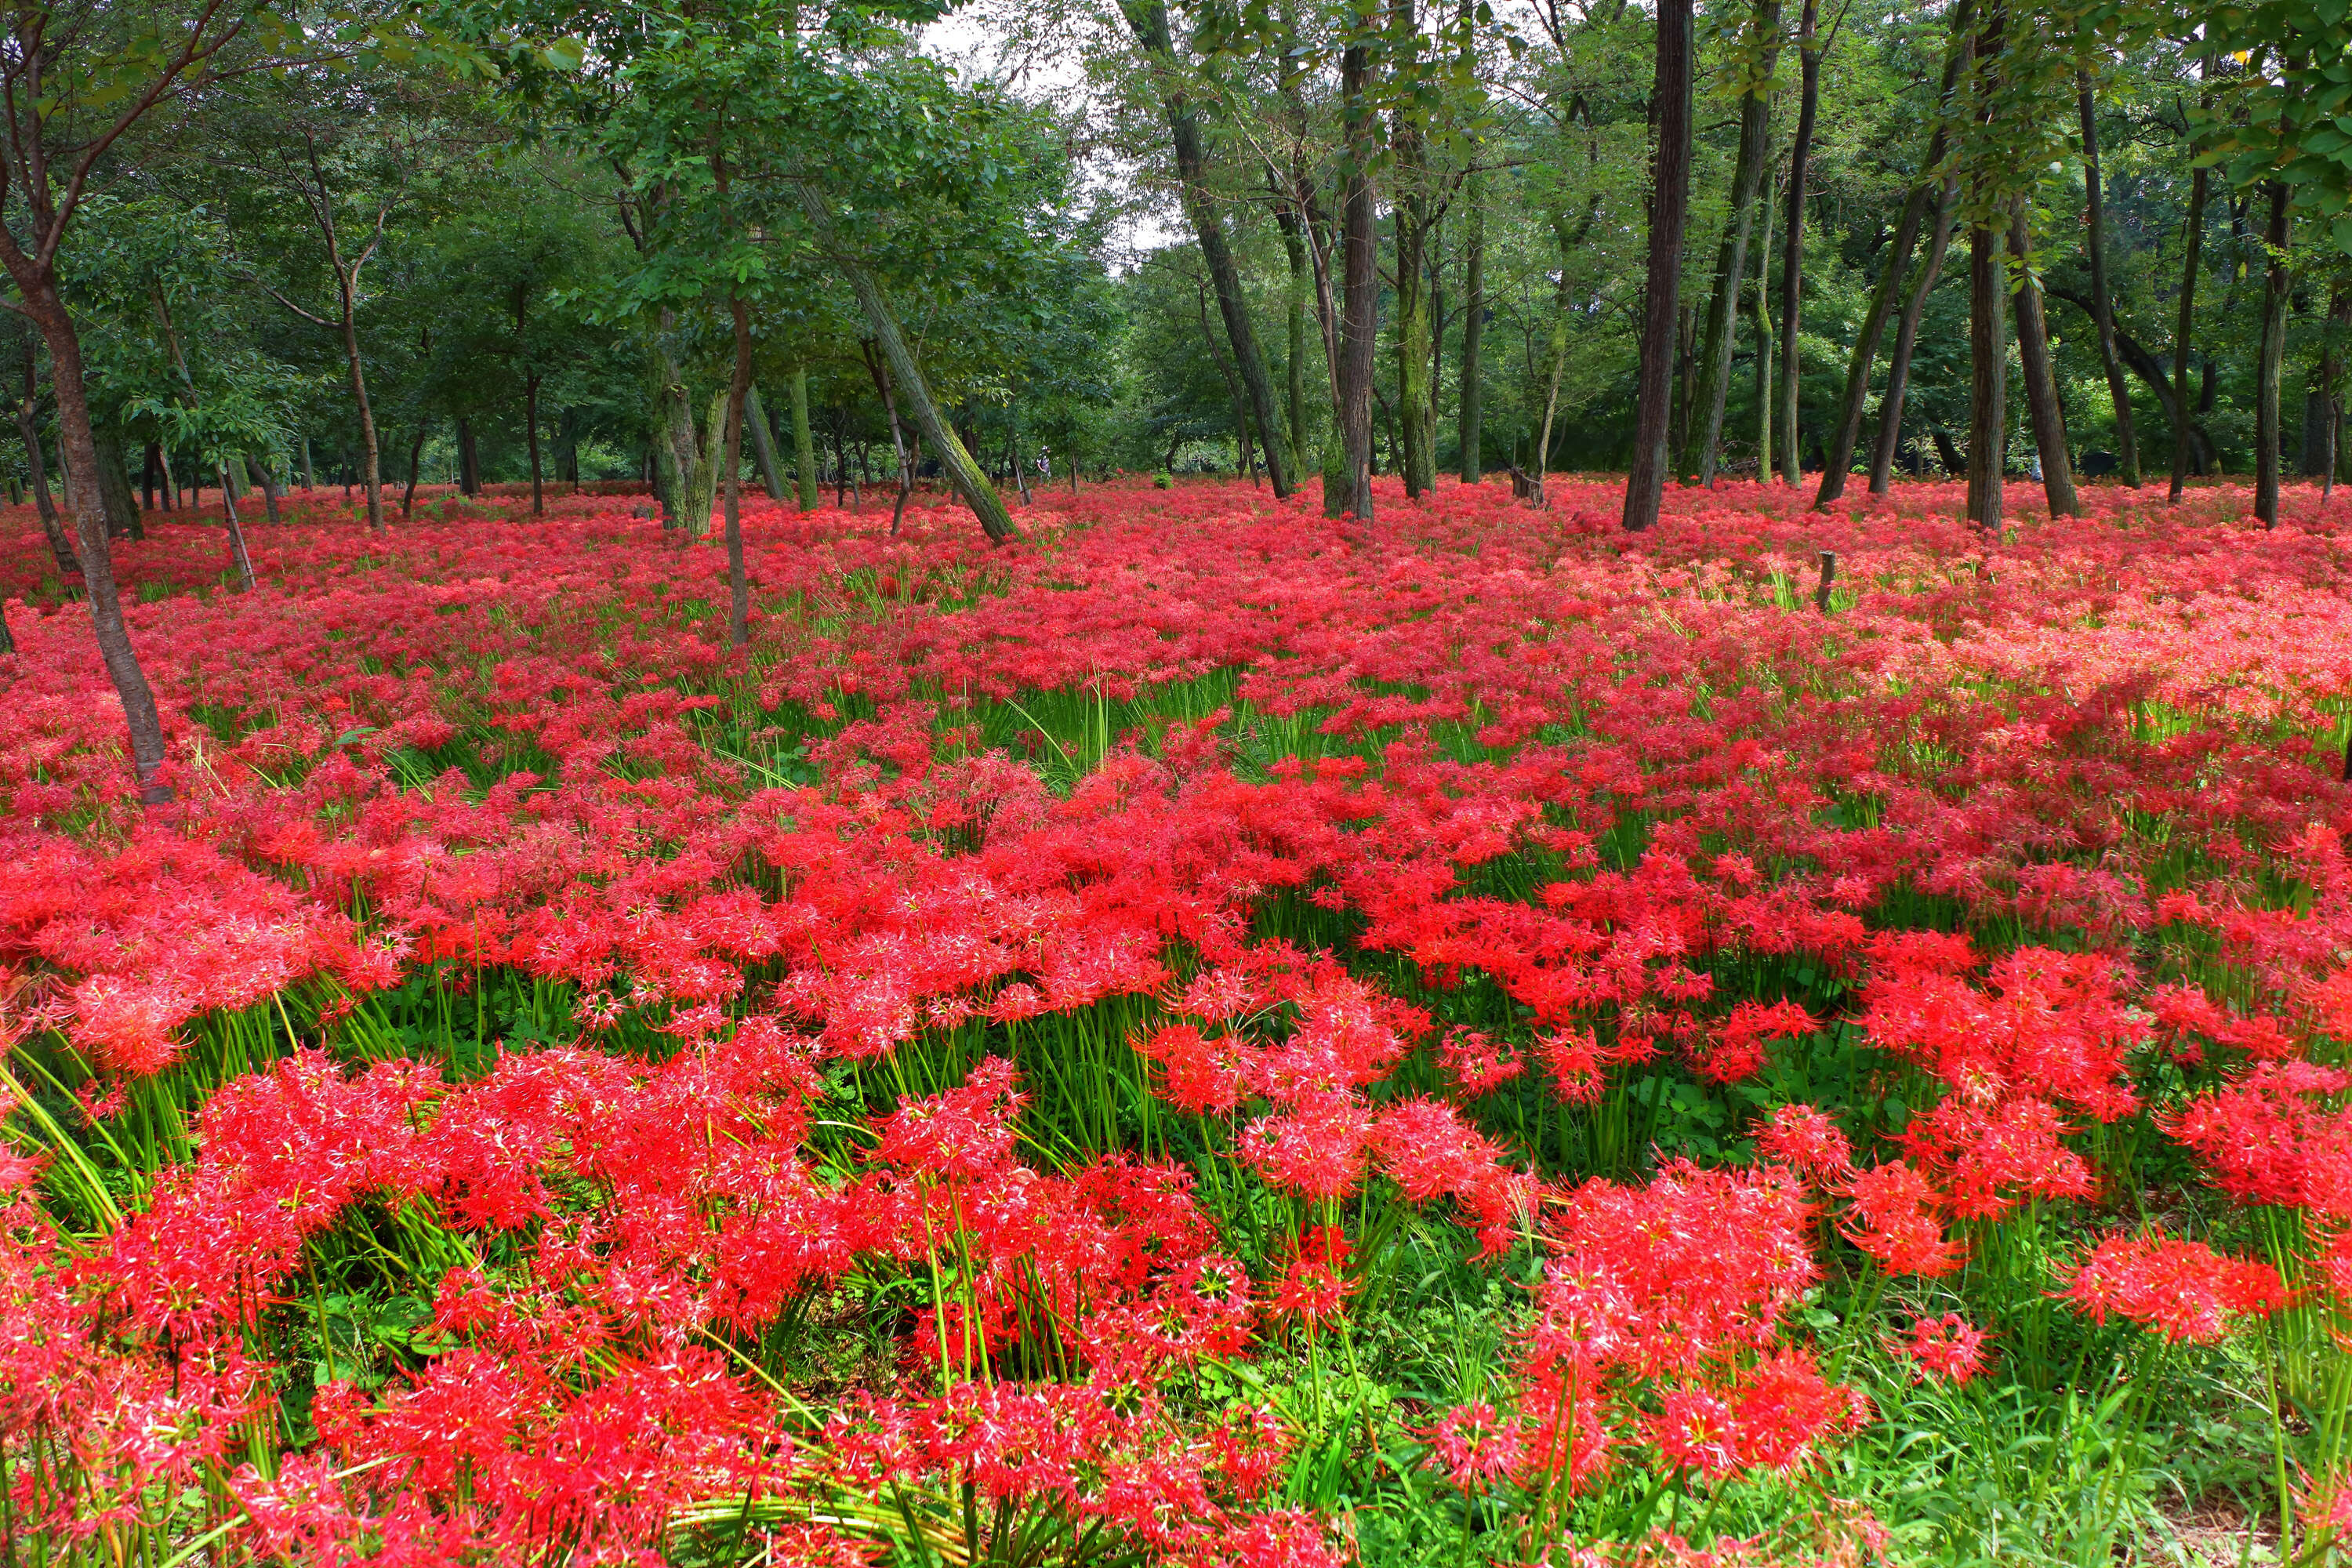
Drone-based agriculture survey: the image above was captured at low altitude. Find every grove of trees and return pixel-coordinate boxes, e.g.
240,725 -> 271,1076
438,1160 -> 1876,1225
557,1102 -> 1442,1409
9,0 -> 2351,792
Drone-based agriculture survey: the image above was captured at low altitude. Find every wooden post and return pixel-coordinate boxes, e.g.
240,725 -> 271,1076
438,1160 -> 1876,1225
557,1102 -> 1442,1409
1815,550 -> 1837,612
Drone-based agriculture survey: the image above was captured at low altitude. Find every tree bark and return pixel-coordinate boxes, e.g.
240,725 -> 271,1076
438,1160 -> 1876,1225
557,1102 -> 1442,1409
2077,75 -> 2138,485
1776,0 -> 1821,484
95,430 -> 142,539
16,344 -> 73,577
863,339 -> 916,534
744,384 -> 786,499
2009,199 -> 2079,516
1272,192 -> 1316,467
256,453 -> 282,524
1693,0 -> 1780,486
1120,0 -> 1293,496
2254,178 -> 2292,527
1623,0 -> 1694,530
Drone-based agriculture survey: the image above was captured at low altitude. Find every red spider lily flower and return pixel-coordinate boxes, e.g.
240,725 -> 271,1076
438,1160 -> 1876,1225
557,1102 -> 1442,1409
1419,1399 -> 1527,1491
1756,1103 -> 1853,1181
2056,1233 -> 2290,1344
1838,1163 -> 1965,1279
1901,1312 -> 1992,1385
1270,1225 -> 1356,1326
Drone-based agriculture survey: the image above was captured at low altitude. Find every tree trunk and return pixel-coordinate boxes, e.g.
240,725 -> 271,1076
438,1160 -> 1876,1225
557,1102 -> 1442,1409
2254,178 -> 2292,527
95,430 -> 142,539
256,454 -> 283,524
335,278 -> 385,531
2324,286 -> 2350,500
2169,87 -> 2210,502
1776,0 -> 1821,485
744,384 -> 786,500
402,426 -> 426,519
1871,180 -> 1955,492
457,418 -> 480,496
17,348 -> 74,578
216,465 -> 256,592
724,296 -> 752,646
790,368 -> 821,510
1755,174 -> 1775,477
1458,170 -> 1486,483
1336,40 -> 1378,520
793,178 -> 1014,542
21,281 -> 172,800
1120,0 -> 1293,496
864,339 -> 916,535
300,437 -> 315,492
2009,199 -> 2080,516
651,318 -> 702,530
1623,0 -> 1694,531
2078,74 -> 2139,486
1274,197 -> 1316,467
1395,198 -> 1436,497
526,374 -> 545,515
1967,219 -> 2007,532
1693,0 -> 1780,487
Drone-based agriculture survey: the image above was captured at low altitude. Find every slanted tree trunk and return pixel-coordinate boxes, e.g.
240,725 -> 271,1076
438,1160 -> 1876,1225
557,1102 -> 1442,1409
1120,0 -> 1293,496
1776,0 -> 1821,484
216,465 -> 256,592
1692,0 -> 1780,486
864,339 -> 916,535
2009,199 -> 2079,516
794,178 -> 1014,542
2254,177 -> 2292,527
16,345 -> 73,578
1623,0 -> 1694,531
1871,181 -> 1956,492
1458,170 -> 1486,483
744,384 -> 785,500
2077,74 -> 2138,485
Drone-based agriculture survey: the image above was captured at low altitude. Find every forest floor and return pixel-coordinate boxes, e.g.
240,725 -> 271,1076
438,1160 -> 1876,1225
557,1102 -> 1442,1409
4,474 -> 2352,1567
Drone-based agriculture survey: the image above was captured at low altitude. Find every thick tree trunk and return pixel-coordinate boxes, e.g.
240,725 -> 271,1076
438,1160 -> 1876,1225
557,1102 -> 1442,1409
790,368 -> 821,511
652,318 -> 703,530
2254,179 -> 2292,527
1120,0 -> 1293,496
95,430 -> 142,539
1967,220 -> 2007,532
23,282 -> 172,799
1693,0 -> 1780,486
744,384 -> 786,500
1871,181 -> 1955,492
2009,200 -> 2080,516
724,296 -> 752,646
794,178 -> 1014,542
1336,41 -> 1378,520
1395,201 -> 1435,497
2077,76 -> 2139,485
1623,0 -> 1694,531
1776,0 -> 1821,485
1458,171 -> 1486,483
256,454 -> 282,524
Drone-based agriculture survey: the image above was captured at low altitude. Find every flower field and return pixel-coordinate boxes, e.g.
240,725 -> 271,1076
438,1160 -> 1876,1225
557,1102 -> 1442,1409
7,475 -> 2352,1566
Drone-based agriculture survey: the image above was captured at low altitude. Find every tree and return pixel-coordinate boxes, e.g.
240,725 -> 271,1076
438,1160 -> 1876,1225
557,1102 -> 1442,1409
1622,0 -> 1693,531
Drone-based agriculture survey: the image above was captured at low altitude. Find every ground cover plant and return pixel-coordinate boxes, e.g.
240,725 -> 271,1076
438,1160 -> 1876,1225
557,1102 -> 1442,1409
7,474 -> 2352,1567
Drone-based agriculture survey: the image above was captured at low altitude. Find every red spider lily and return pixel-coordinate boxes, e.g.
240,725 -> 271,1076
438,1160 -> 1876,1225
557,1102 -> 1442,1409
2056,1233 -> 2291,1344
1900,1312 -> 1992,1385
